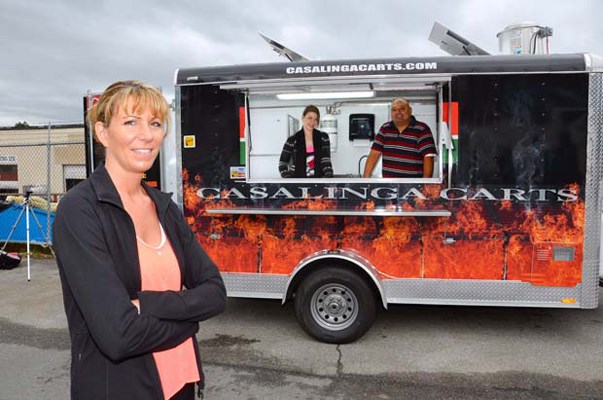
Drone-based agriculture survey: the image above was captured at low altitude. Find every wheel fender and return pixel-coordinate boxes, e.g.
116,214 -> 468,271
283,249 -> 387,309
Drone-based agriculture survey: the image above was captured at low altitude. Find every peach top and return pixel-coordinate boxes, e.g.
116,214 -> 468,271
137,223 -> 200,399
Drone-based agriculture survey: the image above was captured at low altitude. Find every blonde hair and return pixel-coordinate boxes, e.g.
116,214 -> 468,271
87,80 -> 170,140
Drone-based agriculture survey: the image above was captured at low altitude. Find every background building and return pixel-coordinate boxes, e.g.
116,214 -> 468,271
0,124 -> 85,198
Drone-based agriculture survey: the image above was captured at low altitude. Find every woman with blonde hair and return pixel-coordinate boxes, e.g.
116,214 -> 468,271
54,80 -> 226,400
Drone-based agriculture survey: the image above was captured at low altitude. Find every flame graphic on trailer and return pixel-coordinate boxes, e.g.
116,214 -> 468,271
184,175 -> 584,287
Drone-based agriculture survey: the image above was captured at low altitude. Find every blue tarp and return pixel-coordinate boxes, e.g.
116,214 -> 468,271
0,203 -> 54,244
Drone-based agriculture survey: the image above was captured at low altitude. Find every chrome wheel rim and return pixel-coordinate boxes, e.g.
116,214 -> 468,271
310,283 -> 358,331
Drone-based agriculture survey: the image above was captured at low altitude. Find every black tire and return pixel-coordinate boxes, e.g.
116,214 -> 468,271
294,266 -> 377,344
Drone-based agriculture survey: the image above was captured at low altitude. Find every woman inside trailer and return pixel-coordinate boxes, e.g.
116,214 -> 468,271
278,105 -> 334,178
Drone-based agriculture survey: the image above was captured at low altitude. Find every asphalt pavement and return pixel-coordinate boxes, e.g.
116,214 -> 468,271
1,258 -> 603,399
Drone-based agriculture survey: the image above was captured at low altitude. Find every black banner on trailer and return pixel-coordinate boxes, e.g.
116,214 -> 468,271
82,94 -> 161,189
176,54 -> 587,85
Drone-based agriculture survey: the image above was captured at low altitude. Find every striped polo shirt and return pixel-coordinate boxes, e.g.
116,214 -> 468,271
371,117 -> 437,178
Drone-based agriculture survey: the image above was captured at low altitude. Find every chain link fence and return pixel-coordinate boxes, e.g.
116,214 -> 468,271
0,122 -> 85,247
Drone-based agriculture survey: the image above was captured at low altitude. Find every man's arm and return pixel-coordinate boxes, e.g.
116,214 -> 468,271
423,156 -> 434,178
363,149 -> 382,178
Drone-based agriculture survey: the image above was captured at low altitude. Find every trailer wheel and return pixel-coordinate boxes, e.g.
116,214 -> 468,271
294,266 -> 376,344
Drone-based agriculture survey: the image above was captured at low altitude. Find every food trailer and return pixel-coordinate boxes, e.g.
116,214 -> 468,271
168,54 -> 602,343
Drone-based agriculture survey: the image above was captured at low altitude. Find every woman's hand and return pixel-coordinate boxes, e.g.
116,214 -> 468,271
131,299 -> 140,314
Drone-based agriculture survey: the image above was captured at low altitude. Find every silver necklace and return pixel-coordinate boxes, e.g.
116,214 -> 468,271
136,223 -> 166,255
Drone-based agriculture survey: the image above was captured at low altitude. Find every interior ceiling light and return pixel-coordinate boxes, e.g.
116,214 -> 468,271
276,91 -> 375,100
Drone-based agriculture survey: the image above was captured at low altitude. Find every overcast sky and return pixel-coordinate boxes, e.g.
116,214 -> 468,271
1,0 -> 602,127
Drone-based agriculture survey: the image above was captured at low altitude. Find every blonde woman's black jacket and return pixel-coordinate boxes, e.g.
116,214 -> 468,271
53,164 -> 226,400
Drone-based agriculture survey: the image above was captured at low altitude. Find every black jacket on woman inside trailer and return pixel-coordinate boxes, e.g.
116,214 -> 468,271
53,163 -> 226,400
279,129 -> 334,178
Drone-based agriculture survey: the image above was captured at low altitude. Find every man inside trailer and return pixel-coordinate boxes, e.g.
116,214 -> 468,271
362,98 -> 437,178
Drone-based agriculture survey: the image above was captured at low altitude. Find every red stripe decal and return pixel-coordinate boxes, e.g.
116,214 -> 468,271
442,102 -> 459,136
239,107 -> 245,139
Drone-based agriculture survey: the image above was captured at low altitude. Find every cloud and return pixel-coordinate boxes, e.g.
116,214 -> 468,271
0,0 -> 602,126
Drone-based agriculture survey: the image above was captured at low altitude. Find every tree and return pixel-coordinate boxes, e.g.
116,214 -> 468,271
14,121 -> 30,129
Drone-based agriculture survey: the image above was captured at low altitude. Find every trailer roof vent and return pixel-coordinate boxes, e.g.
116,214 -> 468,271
429,22 -> 490,56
